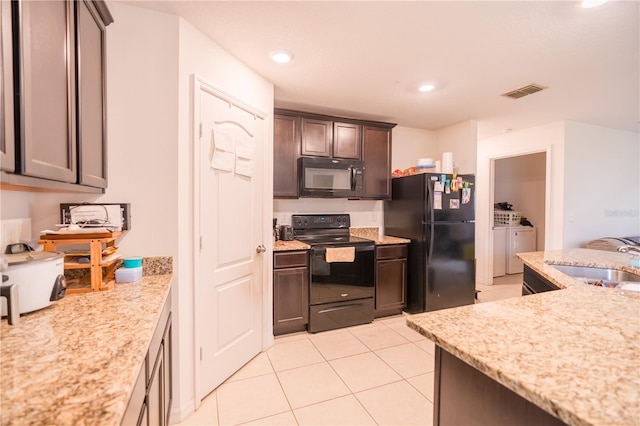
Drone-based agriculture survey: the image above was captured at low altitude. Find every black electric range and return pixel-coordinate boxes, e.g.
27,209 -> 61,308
292,214 -> 375,333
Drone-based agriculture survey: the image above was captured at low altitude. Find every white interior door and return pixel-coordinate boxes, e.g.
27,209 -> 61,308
194,78 -> 265,401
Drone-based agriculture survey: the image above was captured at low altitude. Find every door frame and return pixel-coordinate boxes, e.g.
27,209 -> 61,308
483,146 -> 553,285
476,122 -> 568,286
191,74 -> 274,409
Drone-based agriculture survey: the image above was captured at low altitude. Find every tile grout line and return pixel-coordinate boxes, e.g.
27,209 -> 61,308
307,329 -> 384,425
266,340 -> 302,425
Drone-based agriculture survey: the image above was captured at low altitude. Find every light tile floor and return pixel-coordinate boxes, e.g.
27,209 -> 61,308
476,273 -> 523,303
178,277 -> 522,426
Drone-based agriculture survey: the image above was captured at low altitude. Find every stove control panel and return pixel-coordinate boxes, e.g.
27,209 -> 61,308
292,214 -> 351,229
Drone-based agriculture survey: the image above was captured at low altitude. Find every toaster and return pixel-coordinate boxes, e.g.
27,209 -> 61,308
280,225 -> 294,241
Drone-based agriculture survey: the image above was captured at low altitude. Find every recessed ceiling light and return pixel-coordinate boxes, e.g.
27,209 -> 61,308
269,50 -> 294,64
581,0 -> 608,8
418,84 -> 435,92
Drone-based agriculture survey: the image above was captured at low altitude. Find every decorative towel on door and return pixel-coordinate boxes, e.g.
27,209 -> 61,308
325,247 -> 355,263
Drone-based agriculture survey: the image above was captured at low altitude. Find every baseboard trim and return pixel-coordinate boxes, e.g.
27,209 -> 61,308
169,399 -> 196,425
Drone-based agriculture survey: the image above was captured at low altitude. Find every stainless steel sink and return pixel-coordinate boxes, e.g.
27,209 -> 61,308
549,264 -> 640,292
551,264 -> 640,283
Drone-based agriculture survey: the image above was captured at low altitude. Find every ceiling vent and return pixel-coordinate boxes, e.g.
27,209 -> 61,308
501,83 -> 547,99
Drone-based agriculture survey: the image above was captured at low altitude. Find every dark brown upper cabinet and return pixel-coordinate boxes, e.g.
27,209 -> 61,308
362,125 -> 393,199
17,0 -> 77,183
300,117 -> 361,160
0,0 -> 14,172
2,0 -> 112,192
274,108 -> 395,200
273,113 -> 300,198
333,121 -> 361,159
300,117 -> 332,157
77,0 -> 108,188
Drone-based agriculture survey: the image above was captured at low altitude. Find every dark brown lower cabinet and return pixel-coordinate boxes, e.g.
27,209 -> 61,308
122,292 -> 172,426
522,264 -> 560,296
273,250 -> 309,335
434,347 -> 567,426
375,244 -> 407,317
147,348 -> 164,426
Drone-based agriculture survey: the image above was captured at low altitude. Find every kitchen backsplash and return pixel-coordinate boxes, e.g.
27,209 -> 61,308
274,198 -> 384,229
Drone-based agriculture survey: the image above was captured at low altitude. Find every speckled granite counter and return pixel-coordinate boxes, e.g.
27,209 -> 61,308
0,274 -> 173,425
273,240 -> 310,251
350,227 -> 411,245
407,248 -> 640,426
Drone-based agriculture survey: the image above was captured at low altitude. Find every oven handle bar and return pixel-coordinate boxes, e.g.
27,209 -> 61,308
311,245 -> 374,255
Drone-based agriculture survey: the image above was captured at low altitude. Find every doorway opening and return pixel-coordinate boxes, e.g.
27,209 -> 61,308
491,152 -> 547,282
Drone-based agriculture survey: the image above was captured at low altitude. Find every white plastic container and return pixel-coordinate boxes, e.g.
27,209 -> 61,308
115,266 -> 143,283
417,158 -> 434,166
442,152 -> 454,173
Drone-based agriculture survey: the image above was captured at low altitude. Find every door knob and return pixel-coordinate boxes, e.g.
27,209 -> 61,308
256,245 -> 266,253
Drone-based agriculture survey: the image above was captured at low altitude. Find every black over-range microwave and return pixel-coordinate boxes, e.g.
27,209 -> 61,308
299,157 -> 364,198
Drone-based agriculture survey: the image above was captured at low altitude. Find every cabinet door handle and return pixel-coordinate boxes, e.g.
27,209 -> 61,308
256,245 -> 266,253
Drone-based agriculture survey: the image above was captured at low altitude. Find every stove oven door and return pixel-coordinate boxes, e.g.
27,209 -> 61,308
309,244 -> 375,304
308,243 -> 375,333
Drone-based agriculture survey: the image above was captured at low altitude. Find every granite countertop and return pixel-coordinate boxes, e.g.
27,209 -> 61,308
273,239 -> 311,251
272,227 -> 410,252
407,248 -> 640,426
350,227 -> 411,245
0,274 -> 173,426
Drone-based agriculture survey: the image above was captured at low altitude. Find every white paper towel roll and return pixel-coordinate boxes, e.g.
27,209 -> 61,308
442,152 -> 454,174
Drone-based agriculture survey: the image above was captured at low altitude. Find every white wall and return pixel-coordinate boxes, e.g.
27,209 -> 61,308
495,152 -> 546,250
563,121 -> 639,247
391,126 -> 436,172
436,120 -> 478,174
477,121 -> 566,285
1,190 -> 34,220
274,199 -> 383,229
105,4 -> 180,258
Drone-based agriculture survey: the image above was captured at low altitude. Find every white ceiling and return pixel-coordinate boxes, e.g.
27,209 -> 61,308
125,0 -> 639,139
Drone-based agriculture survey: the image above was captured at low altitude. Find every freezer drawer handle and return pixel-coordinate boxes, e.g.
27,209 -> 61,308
317,303 -> 366,314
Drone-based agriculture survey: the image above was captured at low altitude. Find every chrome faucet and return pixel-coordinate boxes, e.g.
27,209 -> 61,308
617,245 -> 640,254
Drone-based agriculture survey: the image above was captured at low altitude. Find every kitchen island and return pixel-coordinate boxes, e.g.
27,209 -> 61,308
407,248 -> 640,426
0,273 -> 173,425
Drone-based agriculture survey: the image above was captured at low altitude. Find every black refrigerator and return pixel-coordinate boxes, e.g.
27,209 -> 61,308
384,173 -> 476,313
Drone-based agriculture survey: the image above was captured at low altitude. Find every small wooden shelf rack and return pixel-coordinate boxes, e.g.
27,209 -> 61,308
39,231 -> 123,294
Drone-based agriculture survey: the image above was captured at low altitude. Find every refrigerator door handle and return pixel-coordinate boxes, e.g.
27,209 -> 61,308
425,176 -> 435,224
428,223 -> 434,265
